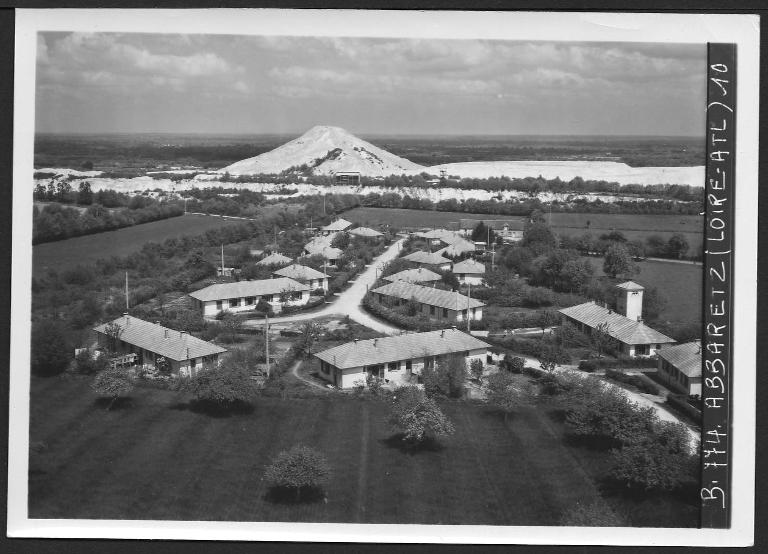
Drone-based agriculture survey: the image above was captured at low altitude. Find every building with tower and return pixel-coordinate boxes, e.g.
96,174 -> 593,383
558,281 -> 675,357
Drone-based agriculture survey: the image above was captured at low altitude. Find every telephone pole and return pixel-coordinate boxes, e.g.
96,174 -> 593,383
264,312 -> 270,379
125,271 -> 129,311
466,283 -> 472,333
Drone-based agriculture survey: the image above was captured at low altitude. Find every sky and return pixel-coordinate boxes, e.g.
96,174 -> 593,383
35,33 -> 707,136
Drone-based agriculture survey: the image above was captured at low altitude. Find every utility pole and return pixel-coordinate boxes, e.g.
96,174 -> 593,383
125,271 -> 129,311
265,315 -> 270,378
467,283 -> 472,333
221,244 -> 225,277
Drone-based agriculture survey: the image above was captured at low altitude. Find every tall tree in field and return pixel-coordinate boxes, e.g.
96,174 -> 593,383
591,322 -> 612,358
603,243 -> 637,278
297,320 -> 321,359
484,371 -> 532,423
387,386 -> 455,443
91,367 -> 134,410
666,233 -> 690,260
77,181 -> 94,205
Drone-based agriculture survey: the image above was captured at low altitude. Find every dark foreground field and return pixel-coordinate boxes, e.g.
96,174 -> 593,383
32,214 -> 245,276
28,375 -> 697,527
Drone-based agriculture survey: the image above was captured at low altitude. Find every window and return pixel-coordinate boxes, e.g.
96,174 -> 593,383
309,280 -> 315,288
229,298 -> 240,308
430,305 -> 436,315
636,344 -> 649,356
405,360 -> 412,371
190,358 -> 196,369
216,300 -> 223,310
263,294 -> 273,302
388,362 -> 398,372
246,297 -> 255,305
442,308 -> 448,318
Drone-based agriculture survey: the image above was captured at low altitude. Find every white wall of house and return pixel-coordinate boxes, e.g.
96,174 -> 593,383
657,358 -> 701,396
456,272 -> 484,286
318,348 -> 487,389
196,291 -> 310,317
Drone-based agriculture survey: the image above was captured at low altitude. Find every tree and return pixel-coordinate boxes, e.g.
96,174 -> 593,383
522,221 -> 556,255
608,420 -> 697,491
539,309 -> 559,334
219,311 -> 243,343
645,234 -> 666,257
387,386 -> 455,443
264,445 -> 331,503
31,319 -> 71,376
81,160 -> 94,171
560,258 -> 594,292
77,181 -> 94,205
439,269 -> 460,290
103,322 -> 123,354
591,322 -> 612,358
185,364 -> 260,412
471,221 -> 495,244
297,320 -> 321,359
666,233 -> 690,260
91,367 -> 134,410
603,243 -> 637,279
538,342 -> 561,373
74,349 -> 108,375
470,358 -> 484,381
440,355 -> 467,398
484,371 -> 531,422
500,355 -> 525,373
330,231 -> 351,250
642,286 -> 668,323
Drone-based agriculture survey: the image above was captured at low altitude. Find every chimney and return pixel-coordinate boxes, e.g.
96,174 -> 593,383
186,347 -> 190,360
354,338 -> 358,344
374,338 -> 378,347
441,329 -> 445,337
164,329 -> 169,338
637,316 -> 643,323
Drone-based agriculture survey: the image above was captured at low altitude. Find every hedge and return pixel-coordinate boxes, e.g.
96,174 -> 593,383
578,357 -> 658,372
361,295 -> 442,332
604,369 -> 661,396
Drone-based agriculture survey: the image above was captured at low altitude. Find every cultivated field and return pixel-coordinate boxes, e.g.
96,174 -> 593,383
32,214 -> 245,276
27,375 -> 697,526
343,207 -> 704,253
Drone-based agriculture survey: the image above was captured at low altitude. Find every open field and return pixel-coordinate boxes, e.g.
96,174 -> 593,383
343,207 -> 703,253
33,214 -> 244,276
26,375 -> 696,526
584,257 -> 702,326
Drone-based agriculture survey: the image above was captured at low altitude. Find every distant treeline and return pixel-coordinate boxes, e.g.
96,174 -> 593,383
33,201 -> 184,244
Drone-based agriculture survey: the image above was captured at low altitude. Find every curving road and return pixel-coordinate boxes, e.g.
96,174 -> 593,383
242,238 -> 405,335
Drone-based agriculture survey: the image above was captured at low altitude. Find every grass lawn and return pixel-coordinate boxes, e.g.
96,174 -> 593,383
27,373 -> 646,525
33,214 -> 246,276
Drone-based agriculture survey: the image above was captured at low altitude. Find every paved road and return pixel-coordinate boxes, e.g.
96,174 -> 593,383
242,239 -> 405,335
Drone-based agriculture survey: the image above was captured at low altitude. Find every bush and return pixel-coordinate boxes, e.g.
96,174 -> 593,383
388,386 -> 455,443
74,349 -> 108,375
91,367 -> 134,409
184,365 -> 260,412
264,445 -> 330,503
578,360 -> 597,372
31,319 -> 72,376
604,369 -> 661,395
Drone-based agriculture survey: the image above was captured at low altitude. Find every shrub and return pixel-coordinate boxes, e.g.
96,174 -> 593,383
91,367 -> 134,409
609,420 -> 697,491
470,358 -> 484,381
560,500 -> 625,527
184,365 -> 260,412
264,445 -> 330,503
484,371 -> 532,422
387,386 -> 455,443
31,319 -> 72,376
578,360 -> 597,372
604,369 -> 661,395
74,349 -> 108,375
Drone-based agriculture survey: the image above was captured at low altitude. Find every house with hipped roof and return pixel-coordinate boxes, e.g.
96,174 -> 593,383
273,263 -> 330,291
383,267 -> 442,284
657,341 -> 702,397
93,314 -> 227,378
451,258 -> 486,285
255,252 -> 292,267
348,226 -> 383,239
371,280 -> 484,322
402,250 -> 451,271
189,277 -> 309,317
558,281 -> 675,357
314,328 -> 490,389
320,217 -> 352,235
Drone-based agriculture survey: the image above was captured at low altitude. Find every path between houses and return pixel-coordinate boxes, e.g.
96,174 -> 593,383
289,359 -> 329,391
242,238 -> 405,335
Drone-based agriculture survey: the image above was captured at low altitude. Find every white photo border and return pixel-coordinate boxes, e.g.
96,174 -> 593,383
9,8 -> 760,546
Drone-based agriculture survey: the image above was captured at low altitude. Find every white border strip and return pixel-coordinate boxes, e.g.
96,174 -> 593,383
9,9 -> 759,546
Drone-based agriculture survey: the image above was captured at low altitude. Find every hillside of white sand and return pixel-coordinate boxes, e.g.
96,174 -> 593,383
422,160 -> 704,187
221,125 -> 424,177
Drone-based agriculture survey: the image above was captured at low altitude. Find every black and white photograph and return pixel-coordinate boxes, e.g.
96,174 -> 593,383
7,9 -> 759,546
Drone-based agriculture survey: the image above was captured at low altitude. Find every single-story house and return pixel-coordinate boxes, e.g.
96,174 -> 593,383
452,258 -> 486,285
657,341 -> 702,397
273,263 -> 330,291
189,277 -> 310,317
321,218 -> 352,234
371,280 -> 484,322
457,219 -> 525,243
334,172 -> 361,186
402,250 -> 452,271
558,282 -> 675,357
348,226 -> 383,239
304,234 -> 344,266
435,238 -> 476,259
383,267 -> 442,284
255,252 -> 292,267
216,266 -> 238,278
314,328 -> 491,389
93,314 -> 227,378
413,228 -> 465,246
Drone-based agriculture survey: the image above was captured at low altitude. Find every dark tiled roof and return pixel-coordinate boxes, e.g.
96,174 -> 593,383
189,277 -> 308,302
559,301 -> 675,345
658,342 -> 702,377
372,280 -> 484,310
315,328 -> 490,369
93,315 -> 226,362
